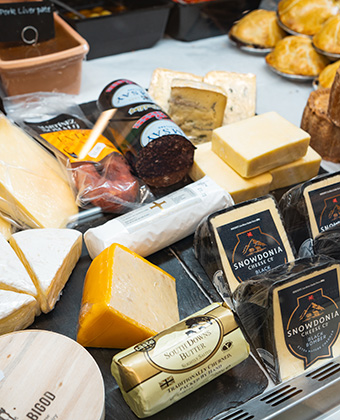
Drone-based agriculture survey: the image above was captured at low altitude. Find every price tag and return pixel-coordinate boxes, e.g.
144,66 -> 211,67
0,1 -> 54,44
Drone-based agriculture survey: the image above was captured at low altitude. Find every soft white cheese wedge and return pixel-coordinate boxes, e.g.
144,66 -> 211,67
0,289 -> 40,335
10,228 -> 82,313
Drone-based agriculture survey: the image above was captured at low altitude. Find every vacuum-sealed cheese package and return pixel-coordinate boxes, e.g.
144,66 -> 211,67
233,256 -> 340,384
4,92 -> 152,215
84,176 -> 234,258
111,302 -> 249,418
0,112 -> 78,229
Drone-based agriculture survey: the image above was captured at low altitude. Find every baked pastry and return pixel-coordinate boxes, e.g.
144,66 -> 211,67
313,15 -> 340,55
265,35 -> 330,76
317,59 -> 340,88
229,9 -> 287,49
301,87 -> 340,162
278,0 -> 340,36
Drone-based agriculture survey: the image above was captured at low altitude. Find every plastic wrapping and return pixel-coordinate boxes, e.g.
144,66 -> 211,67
233,256 -> 340,384
4,92 -> 153,215
194,194 -> 296,298
0,112 -> 78,229
84,176 -> 233,259
299,224 -> 340,260
111,302 -> 250,418
279,171 -> 340,251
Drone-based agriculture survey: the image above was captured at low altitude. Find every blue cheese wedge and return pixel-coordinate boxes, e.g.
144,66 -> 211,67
203,71 -> 256,125
233,257 -> 340,384
0,289 -> 40,335
168,79 -> 227,144
10,228 -> 82,313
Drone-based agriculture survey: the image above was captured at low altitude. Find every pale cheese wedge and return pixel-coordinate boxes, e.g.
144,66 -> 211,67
148,67 -> 203,112
10,228 -> 82,313
0,289 -> 40,335
77,243 -> 179,348
203,71 -> 256,125
212,111 -> 311,178
0,115 -> 78,229
0,233 -> 37,297
189,142 -> 273,203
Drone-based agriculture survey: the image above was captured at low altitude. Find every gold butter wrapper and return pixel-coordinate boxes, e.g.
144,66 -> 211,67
111,302 -> 250,418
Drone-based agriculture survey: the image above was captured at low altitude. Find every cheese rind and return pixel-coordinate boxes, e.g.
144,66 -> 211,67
10,228 -> 82,313
269,146 -> 321,190
0,289 -> 40,335
212,111 -> 310,178
168,79 -> 227,143
0,115 -> 78,229
189,142 -> 273,203
203,71 -> 256,125
77,243 -> 179,348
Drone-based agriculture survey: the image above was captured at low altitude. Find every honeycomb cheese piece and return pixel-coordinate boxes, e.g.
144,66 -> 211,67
168,79 -> 227,144
269,146 -> 321,190
77,243 -> 179,348
10,228 -> 82,313
0,233 -> 36,297
212,111 -> 310,178
233,257 -> 340,383
148,67 -> 203,112
189,142 -> 273,203
0,115 -> 78,229
0,289 -> 40,335
203,71 -> 256,125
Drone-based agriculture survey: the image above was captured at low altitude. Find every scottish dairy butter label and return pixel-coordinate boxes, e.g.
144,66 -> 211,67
279,266 -> 340,369
304,175 -> 340,237
111,303 -> 250,418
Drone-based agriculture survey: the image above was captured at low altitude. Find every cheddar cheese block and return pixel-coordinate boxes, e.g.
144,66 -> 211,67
203,71 -> 256,125
0,114 -> 78,229
194,195 -> 295,295
148,68 -> 203,112
0,233 -> 36,297
233,257 -> 340,383
212,111 -> 310,178
269,146 -> 321,190
0,289 -> 40,335
189,142 -> 273,203
10,228 -> 82,313
77,243 -> 179,348
168,79 -> 227,143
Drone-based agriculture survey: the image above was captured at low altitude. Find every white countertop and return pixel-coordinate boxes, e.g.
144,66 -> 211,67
78,34 -> 314,129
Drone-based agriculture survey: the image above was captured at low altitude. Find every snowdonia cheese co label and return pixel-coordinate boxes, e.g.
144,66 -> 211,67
303,172 -> 340,238
111,303 -> 250,418
279,267 -> 340,369
210,196 -> 295,293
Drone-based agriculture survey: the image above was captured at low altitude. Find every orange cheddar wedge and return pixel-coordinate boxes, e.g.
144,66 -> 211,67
77,243 -> 179,349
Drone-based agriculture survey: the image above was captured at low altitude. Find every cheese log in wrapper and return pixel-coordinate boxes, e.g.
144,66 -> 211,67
84,176 -> 233,259
212,111 -> 310,178
279,171 -> 340,252
0,114 -> 78,229
233,256 -> 340,384
194,195 -> 295,296
10,228 -> 82,313
0,289 -> 40,335
111,302 -> 249,418
77,243 -> 179,348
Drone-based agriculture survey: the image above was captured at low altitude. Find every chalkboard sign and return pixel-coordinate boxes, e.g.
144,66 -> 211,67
0,1 -> 54,44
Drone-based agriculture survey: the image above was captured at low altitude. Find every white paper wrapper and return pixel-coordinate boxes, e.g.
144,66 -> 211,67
84,176 -> 233,259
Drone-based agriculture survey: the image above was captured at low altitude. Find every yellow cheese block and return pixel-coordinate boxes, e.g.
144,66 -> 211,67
269,146 -> 321,190
212,111 -> 310,178
168,79 -> 227,144
77,243 -> 179,348
0,115 -> 78,228
189,142 -> 272,203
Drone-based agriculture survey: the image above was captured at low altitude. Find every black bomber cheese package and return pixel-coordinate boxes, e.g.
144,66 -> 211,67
233,256 -> 340,384
279,171 -> 340,252
193,194 -> 295,297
